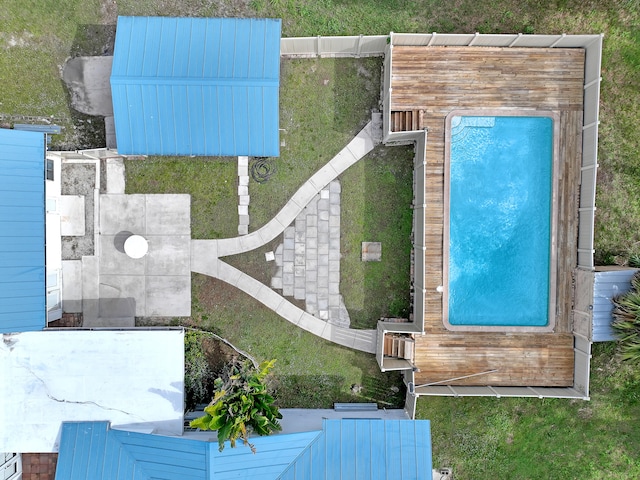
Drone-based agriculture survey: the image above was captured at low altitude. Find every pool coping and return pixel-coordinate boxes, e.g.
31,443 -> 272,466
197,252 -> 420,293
442,109 -> 559,333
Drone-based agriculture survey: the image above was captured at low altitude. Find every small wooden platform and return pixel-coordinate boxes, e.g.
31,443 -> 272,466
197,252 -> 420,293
391,46 -> 585,387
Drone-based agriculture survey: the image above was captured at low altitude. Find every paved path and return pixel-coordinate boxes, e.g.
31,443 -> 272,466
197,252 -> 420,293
191,116 -> 382,353
271,181 -> 350,328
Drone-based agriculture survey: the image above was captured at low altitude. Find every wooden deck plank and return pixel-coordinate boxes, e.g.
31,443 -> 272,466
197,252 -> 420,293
393,45 -> 584,387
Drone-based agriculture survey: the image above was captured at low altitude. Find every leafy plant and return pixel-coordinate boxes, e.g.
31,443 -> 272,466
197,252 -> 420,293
612,272 -> 640,364
190,358 -> 282,452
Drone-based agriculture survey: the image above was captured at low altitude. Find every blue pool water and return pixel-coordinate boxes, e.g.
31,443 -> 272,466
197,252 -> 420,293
447,115 -> 553,327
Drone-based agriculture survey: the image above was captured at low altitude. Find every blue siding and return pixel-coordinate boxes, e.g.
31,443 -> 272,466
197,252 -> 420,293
111,16 -> 281,157
0,128 -> 45,333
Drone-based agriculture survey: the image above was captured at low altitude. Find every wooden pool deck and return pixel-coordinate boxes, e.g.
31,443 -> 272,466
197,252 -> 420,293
390,46 -> 584,387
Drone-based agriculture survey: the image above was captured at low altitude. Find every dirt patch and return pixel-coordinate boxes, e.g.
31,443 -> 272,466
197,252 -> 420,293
202,336 -> 237,376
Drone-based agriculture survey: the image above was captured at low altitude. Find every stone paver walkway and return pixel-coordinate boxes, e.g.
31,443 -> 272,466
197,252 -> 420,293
191,115 -> 382,353
271,180 -> 350,327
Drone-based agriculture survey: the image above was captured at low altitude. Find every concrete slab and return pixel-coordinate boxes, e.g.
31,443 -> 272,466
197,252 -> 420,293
298,313 -> 327,337
255,285 -> 284,308
99,275 -> 146,317
238,234 -> 264,252
60,195 -> 85,236
275,300 -> 304,325
290,182 -> 320,210
238,156 -> 249,171
100,194 -> 146,235
106,158 -> 125,194
283,249 -> 294,262
308,163 -> 339,191
146,275 -> 191,316
328,149 -> 359,175
81,256 -> 99,322
62,56 -> 114,116
99,235 -> 146,275
145,195 -> 191,235
346,125 -> 376,159
362,242 -> 382,261
146,235 -> 191,275
62,260 -> 83,313
274,201 -> 305,232
190,240 -> 218,277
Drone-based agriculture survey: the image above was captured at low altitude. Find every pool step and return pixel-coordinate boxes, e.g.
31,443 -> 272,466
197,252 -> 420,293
391,110 -> 425,132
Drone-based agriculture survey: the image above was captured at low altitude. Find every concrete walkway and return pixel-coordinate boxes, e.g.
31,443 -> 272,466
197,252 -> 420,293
191,116 -> 382,353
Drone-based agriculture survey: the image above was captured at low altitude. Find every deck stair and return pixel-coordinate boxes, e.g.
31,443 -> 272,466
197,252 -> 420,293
390,110 -> 424,132
383,334 -> 415,362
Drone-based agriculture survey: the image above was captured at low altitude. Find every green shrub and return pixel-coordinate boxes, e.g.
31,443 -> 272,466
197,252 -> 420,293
184,331 -> 216,409
612,272 -> 640,364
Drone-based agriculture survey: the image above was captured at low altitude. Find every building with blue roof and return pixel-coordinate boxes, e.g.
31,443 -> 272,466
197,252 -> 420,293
55,419 -> 433,480
110,16 -> 281,157
0,129 -> 47,333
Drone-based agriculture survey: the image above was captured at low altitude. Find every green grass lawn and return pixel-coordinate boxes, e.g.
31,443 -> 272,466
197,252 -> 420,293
189,273 -> 405,408
418,343 -> 640,479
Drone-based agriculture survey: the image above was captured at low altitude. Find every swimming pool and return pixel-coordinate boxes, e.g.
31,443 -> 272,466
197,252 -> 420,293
443,110 -> 558,331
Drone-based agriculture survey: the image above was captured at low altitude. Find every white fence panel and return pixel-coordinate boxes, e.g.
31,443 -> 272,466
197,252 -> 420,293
430,33 -> 477,46
583,83 -> 601,126
509,34 -> 563,47
319,35 -> 360,56
281,35 -> 388,57
584,35 -> 604,83
391,33 -> 432,46
357,35 -> 388,55
472,34 -> 520,46
582,126 -> 599,166
280,37 -> 317,56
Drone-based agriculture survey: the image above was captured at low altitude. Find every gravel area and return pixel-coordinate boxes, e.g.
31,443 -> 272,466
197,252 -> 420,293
61,163 -> 96,259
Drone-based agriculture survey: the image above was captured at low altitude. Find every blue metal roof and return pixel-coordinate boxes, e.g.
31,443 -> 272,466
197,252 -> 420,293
55,422 -> 208,480
110,16 -> 281,157
281,419 -> 433,480
0,128 -> 46,333
56,419 -> 432,480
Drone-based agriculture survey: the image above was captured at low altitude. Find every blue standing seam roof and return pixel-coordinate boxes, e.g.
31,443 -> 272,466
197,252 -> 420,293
56,419 -> 432,480
110,16 -> 281,157
0,128 -> 46,333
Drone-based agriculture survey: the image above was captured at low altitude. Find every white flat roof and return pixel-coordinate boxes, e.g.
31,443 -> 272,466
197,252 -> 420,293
0,329 -> 184,452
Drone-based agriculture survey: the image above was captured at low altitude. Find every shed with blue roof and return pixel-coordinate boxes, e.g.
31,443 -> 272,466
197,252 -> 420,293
110,16 -> 281,157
